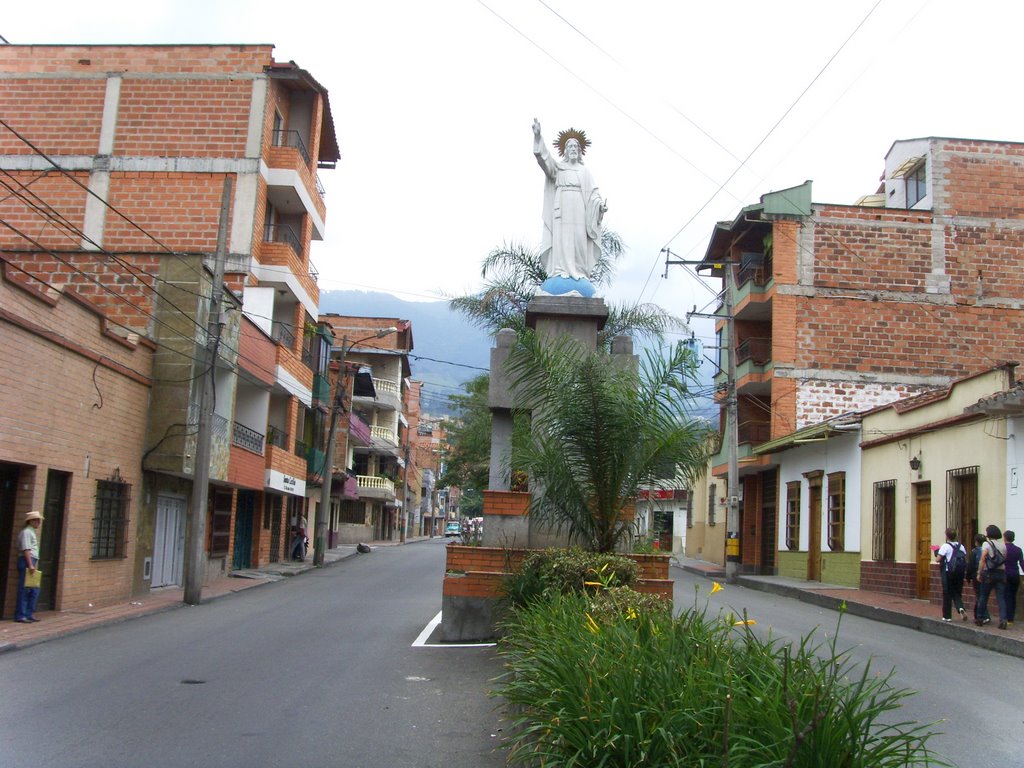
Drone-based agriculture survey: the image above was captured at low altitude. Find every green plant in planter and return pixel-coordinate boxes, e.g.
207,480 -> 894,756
507,334 -> 712,553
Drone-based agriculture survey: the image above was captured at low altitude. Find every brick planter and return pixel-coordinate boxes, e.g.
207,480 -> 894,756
441,544 -> 672,642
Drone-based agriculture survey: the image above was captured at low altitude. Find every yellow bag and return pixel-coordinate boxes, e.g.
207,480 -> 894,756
24,569 -> 42,589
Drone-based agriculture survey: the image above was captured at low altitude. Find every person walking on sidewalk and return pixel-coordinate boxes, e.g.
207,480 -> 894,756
967,533 -> 986,622
935,527 -> 967,622
977,524 -> 1008,629
13,510 -> 43,623
1004,530 -> 1024,626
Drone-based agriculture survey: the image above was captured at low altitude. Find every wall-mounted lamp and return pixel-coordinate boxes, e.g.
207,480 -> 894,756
909,456 -> 922,472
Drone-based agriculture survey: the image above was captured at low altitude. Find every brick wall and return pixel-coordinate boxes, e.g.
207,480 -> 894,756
0,263 -> 153,613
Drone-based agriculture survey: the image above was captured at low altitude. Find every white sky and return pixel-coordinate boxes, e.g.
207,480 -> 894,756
4,0 -> 1023,346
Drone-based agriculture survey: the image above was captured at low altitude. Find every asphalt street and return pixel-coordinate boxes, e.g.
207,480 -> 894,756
0,539 -> 507,768
2,543 -> 1017,768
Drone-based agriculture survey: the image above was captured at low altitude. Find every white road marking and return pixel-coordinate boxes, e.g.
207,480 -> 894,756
412,610 -> 496,648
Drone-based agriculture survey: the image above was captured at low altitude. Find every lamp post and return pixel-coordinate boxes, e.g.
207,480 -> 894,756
313,326 -> 397,566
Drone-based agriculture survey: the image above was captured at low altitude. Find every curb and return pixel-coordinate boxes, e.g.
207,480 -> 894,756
734,574 -> 1024,660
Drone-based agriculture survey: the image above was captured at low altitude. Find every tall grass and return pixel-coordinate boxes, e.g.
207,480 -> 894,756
495,593 -> 948,767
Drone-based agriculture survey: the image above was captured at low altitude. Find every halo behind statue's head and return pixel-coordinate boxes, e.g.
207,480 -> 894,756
554,128 -> 590,158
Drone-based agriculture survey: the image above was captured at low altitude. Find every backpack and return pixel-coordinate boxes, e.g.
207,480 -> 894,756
946,542 -> 967,576
985,540 -> 1006,571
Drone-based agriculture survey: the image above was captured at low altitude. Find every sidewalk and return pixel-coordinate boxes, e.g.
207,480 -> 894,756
673,556 -> 1024,659
0,537 -> 434,653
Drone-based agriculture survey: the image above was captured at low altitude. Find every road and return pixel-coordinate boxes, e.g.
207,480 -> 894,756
674,567 -> 1021,767
0,539 -> 506,768
1,543 -> 1017,768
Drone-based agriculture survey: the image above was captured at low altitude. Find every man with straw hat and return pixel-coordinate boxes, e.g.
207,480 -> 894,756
14,510 -> 43,623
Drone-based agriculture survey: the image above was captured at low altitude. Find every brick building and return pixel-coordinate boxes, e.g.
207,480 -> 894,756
318,315 -> 415,544
692,137 -> 1024,580
0,44 -> 338,608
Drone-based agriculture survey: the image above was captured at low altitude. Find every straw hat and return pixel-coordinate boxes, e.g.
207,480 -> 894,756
25,510 -> 44,522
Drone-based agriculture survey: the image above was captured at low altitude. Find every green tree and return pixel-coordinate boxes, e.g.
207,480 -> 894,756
439,374 -> 491,492
448,238 -> 683,349
507,334 -> 712,553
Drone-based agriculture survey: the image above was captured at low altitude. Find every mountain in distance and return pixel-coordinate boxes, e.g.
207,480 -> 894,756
318,289 -> 717,421
318,290 -> 491,416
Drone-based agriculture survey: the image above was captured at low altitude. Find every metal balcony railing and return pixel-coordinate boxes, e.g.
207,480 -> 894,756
267,426 -> 290,450
232,422 -> 266,455
263,223 -> 301,255
271,321 -> 295,350
272,129 -> 311,166
294,438 -> 308,459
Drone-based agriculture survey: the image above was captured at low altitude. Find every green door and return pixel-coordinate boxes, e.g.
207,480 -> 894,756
232,491 -> 255,570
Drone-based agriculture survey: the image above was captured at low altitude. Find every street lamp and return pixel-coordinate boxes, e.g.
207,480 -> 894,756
313,326 -> 397,566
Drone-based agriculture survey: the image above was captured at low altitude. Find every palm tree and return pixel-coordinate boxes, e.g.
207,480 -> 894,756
448,236 -> 684,350
506,333 -> 712,553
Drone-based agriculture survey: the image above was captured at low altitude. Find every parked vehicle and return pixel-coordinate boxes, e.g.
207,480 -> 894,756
445,521 -> 462,537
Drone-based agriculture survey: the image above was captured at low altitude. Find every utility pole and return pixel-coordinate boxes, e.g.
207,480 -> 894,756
183,176 -> 232,606
722,263 -> 741,583
401,441 -> 411,544
313,326 -> 397,566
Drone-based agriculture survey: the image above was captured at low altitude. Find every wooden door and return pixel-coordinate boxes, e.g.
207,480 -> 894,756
915,485 -> 932,598
807,482 -> 822,581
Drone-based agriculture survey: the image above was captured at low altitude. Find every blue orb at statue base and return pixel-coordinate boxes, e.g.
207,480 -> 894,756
539,276 -> 596,298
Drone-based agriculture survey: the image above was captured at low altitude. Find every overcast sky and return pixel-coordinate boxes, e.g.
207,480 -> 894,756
4,0 -> 1022,347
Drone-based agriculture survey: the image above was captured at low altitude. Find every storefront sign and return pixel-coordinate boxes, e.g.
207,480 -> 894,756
266,469 -> 305,496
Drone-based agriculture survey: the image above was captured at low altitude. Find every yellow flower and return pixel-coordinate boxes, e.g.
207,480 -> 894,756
710,581 -> 724,595
585,612 -> 600,634
583,581 -> 603,588
734,619 -> 757,626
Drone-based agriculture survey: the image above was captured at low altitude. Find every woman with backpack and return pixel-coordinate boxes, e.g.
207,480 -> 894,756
1004,530 -> 1024,625
976,523 -> 1009,629
935,527 -> 968,621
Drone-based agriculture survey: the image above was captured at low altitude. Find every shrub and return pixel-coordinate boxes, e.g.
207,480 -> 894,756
494,594 -> 948,767
501,548 -> 639,608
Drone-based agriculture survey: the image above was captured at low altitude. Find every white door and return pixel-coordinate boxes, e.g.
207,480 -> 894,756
152,495 -> 185,587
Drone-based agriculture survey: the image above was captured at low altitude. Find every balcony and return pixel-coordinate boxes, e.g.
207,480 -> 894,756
312,373 -> 331,405
267,426 -> 290,450
348,412 -> 372,445
353,377 -> 401,411
264,135 -> 327,238
737,337 -> 771,366
232,421 -> 265,455
738,421 -> 771,446
273,129 -> 311,166
264,223 -> 301,255
357,474 -> 396,501
371,425 -> 398,446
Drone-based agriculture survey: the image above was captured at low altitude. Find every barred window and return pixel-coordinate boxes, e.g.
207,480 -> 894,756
707,483 -> 717,527
872,480 -> 896,560
93,479 -> 130,559
785,482 -> 801,550
827,472 -> 846,552
947,466 -> 979,548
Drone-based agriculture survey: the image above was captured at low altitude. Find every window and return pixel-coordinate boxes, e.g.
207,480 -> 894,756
785,481 -> 801,550
92,479 -> 130,559
906,162 -> 927,207
827,472 -> 846,551
947,466 -> 979,546
872,480 -> 896,560
707,483 -> 717,527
